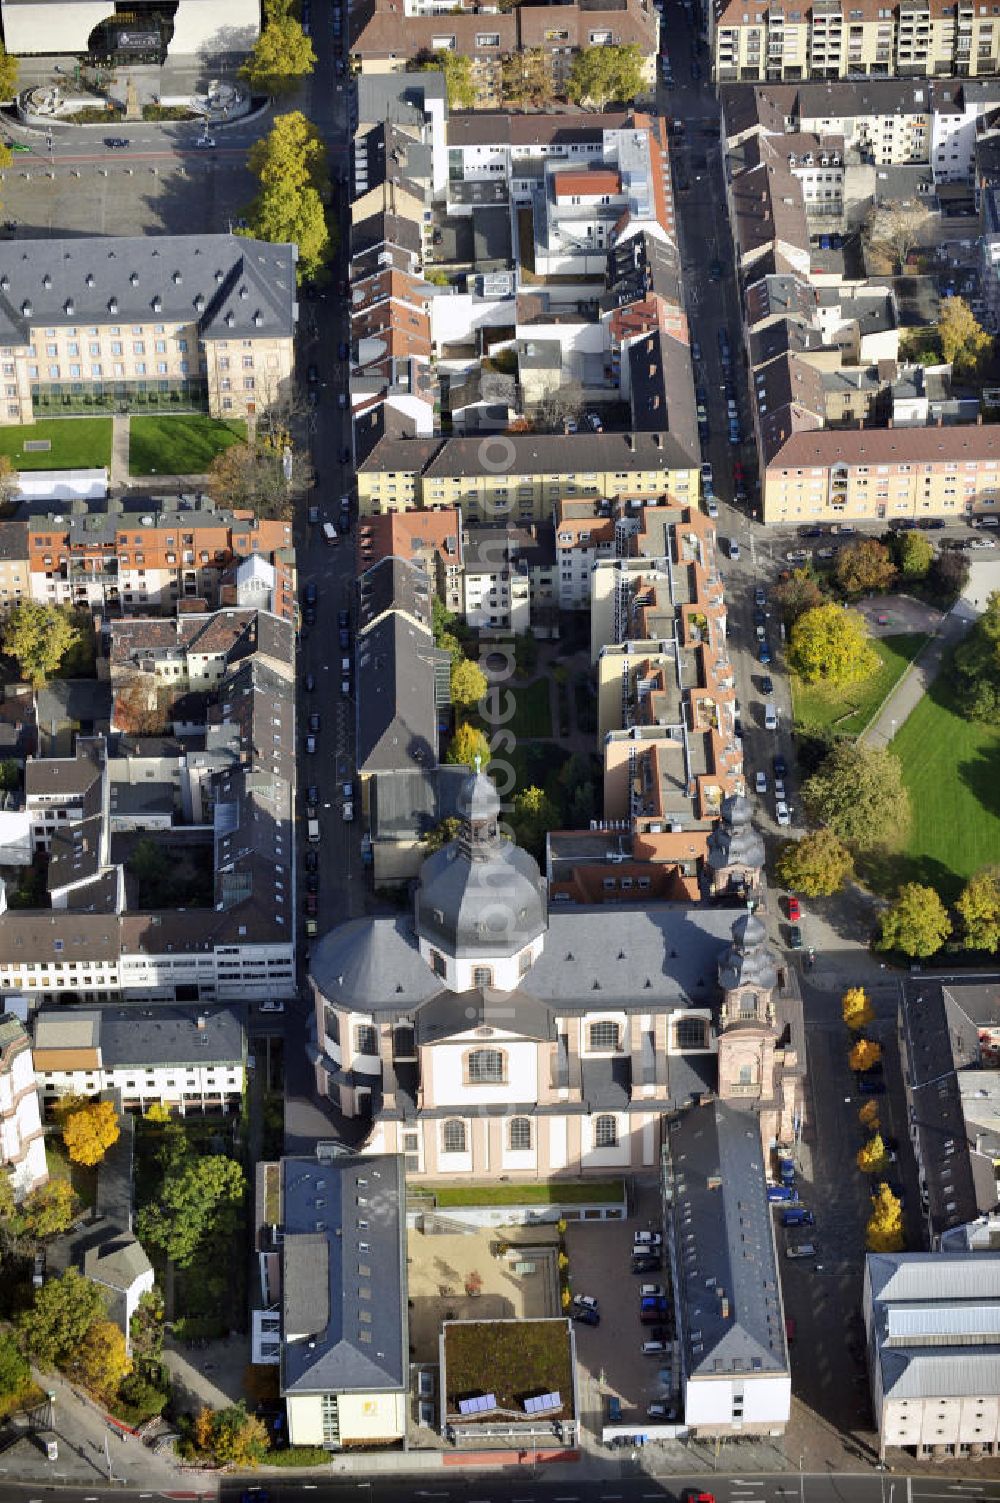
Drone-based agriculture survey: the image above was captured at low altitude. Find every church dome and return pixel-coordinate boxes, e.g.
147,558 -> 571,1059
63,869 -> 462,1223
414,768 -> 547,961
706,793 -> 766,872
717,909 -> 778,994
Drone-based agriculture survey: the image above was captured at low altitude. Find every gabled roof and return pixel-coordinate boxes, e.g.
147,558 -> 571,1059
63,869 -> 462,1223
355,611 -> 439,775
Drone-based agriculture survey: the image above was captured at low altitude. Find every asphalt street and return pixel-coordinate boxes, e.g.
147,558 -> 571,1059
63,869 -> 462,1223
0,1471 -> 996,1503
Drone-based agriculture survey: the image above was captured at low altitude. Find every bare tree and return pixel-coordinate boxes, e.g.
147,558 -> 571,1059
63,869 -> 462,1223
864,200 -> 934,272
534,380 -> 586,433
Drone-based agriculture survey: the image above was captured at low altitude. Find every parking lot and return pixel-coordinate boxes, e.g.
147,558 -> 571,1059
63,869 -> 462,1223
565,1180 -> 677,1436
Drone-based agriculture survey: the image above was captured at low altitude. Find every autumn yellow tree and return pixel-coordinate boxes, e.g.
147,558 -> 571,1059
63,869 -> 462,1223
72,1319 -> 131,1398
859,1099 -> 881,1131
857,1133 -> 888,1174
62,1100 -> 120,1167
849,1038 -> 882,1074
866,1182 -> 905,1253
842,987 -> 875,1032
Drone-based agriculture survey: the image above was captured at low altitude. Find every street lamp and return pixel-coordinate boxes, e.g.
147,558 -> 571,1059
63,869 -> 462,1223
798,1451 -> 805,1503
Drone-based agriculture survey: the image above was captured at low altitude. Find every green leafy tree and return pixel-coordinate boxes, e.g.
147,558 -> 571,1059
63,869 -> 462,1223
62,1099 -> 120,1167
414,51 -> 477,109
1,601 -> 81,688
774,567 -> 824,626
195,1402 -> 270,1467
929,546 -> 969,607
956,866 -> 1000,952
450,657 -> 488,711
866,1182 -> 905,1253
70,1318 -> 131,1398
835,539 -> 897,597
895,530 -> 934,580
423,816 -> 461,854
18,1179 -> 75,1241
879,882 -> 952,957
0,758 -> 18,792
0,41 -> 18,104
775,828 -> 853,897
803,742 -> 910,851
247,110 -> 329,197
0,1331 -> 29,1398
17,1268 -> 104,1368
445,721 -> 490,769
500,48 -> 551,107
955,591 -> 1000,724
788,603 -> 879,686
242,14 -> 316,95
129,1287 -> 165,1363
939,295 -> 993,374
566,44 -> 645,108
511,785 -> 557,860
137,1155 -> 246,1270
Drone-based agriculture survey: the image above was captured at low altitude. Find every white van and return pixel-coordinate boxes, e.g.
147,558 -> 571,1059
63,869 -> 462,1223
322,521 -> 338,544
307,818 -> 321,844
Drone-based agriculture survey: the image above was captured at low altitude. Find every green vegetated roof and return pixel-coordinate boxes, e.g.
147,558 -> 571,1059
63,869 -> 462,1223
444,1319 -> 574,1422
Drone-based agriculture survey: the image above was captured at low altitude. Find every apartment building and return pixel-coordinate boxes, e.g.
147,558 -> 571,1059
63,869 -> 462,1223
0,1013 -> 47,1200
0,235 -> 296,426
865,1252 -> 1000,1461
357,433 -> 701,521
763,421 -> 1000,522
0,522 -> 29,615
20,494 -> 294,620
711,0 -> 1000,85
350,0 -> 658,108
355,507 -> 463,611
554,498 -> 618,610
898,977 -> 1000,1248
462,525 -> 558,634
31,1004 -> 245,1117
308,767 -> 804,1178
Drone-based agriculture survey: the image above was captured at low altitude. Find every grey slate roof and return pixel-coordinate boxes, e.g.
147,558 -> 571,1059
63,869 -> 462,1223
415,837 -> 548,961
281,1153 -> 408,1396
311,903 -> 737,1016
628,330 -> 700,465
355,611 -> 439,775
358,554 -> 432,633
0,235 -> 296,347
34,1003 -> 244,1069
357,71 -> 446,129
670,1100 -> 788,1379
84,1233 -> 152,1292
369,765 -> 470,841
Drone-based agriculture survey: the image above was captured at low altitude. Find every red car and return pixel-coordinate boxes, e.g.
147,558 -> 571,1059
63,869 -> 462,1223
683,1492 -> 716,1503
733,460 -> 745,484
305,893 -> 318,916
787,897 -> 801,922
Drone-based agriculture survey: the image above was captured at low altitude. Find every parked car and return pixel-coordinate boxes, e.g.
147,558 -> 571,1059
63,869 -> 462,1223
787,897 -> 801,922
767,1184 -> 798,1203
776,801 -> 791,827
307,363 -> 320,384
305,893 -> 318,916
104,136 -> 131,149
706,499 -> 719,519
308,711 -> 321,733
788,924 -> 803,949
306,874 -> 319,894
761,675 -> 774,695
647,1402 -> 676,1420
342,801 -> 354,822
782,1208 -> 815,1228
338,608 -> 350,629
574,1307 -> 600,1326
632,1255 -> 663,1273
642,1340 -> 668,1355
786,1242 -> 817,1259
773,754 -> 787,778
304,672 -> 315,692
764,704 -> 778,731
633,1231 -> 663,1248
729,539 -> 741,561
304,581 -> 318,606
639,1283 -> 666,1298
779,1156 -> 797,1184
858,1075 -> 886,1096
758,642 -> 771,664
585,411 -> 604,432
573,1294 -> 599,1311
755,770 -> 767,795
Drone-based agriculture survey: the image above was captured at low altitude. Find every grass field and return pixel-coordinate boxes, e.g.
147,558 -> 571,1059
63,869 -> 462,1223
508,678 -> 554,739
45,1140 -> 97,1209
0,418 -> 112,470
128,414 -> 245,476
430,1179 -> 625,1208
862,668 -> 1000,903
791,633 -> 929,738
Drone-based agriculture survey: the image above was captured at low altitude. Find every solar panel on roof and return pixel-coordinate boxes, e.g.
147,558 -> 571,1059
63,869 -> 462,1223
523,1392 -> 561,1414
457,1393 -> 496,1416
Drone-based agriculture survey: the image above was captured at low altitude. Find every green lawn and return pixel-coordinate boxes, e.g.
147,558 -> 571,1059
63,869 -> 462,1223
0,418 -> 112,470
431,1179 -> 625,1207
508,678 -> 554,739
791,633 -> 928,738
45,1140 -> 97,1209
128,414 -> 246,476
863,669 -> 1000,903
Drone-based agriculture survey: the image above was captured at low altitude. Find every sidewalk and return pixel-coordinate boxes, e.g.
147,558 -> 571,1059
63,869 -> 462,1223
110,413 -> 129,490
862,594 -> 979,750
